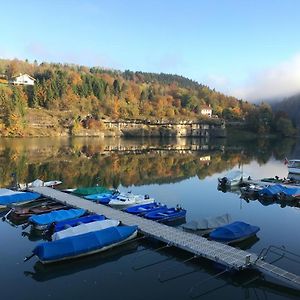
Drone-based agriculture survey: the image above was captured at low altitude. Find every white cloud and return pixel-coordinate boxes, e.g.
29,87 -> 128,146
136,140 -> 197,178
232,53 -> 300,101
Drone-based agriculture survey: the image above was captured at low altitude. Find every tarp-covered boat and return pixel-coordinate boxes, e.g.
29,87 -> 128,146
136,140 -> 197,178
0,189 -> 40,208
53,214 -> 105,232
28,208 -> 86,230
27,225 -> 138,263
182,213 -> 232,231
84,193 -> 118,204
72,186 -> 114,196
209,221 -> 260,244
124,202 -> 167,215
144,207 -> 186,223
258,184 -> 300,200
52,219 -> 120,241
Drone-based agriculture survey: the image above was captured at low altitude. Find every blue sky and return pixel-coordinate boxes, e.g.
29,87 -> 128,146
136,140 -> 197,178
1,0 -> 300,100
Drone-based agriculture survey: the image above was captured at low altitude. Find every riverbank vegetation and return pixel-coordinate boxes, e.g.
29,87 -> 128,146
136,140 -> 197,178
0,58 -> 296,137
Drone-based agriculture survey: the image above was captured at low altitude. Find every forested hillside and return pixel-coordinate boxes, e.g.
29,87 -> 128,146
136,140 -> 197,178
0,58 -> 296,136
272,94 -> 300,127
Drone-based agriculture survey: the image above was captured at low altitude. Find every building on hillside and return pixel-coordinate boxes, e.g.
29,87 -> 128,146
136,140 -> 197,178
200,105 -> 212,118
0,74 -> 8,84
9,73 -> 35,86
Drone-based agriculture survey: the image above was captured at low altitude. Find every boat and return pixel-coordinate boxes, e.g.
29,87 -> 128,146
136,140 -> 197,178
286,159 -> 300,175
240,184 -> 263,199
209,221 -> 260,244
52,219 -> 120,241
109,192 -> 154,208
84,192 -> 119,204
51,214 -> 105,233
144,207 -> 186,223
18,179 -> 62,190
25,225 -> 138,264
72,186 -> 115,196
0,189 -> 41,208
124,202 -> 167,215
27,208 -> 86,230
9,200 -> 68,220
257,184 -> 300,201
218,170 -> 250,188
182,213 -> 232,234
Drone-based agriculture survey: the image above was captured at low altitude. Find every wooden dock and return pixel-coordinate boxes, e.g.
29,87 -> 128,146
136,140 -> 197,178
29,187 -> 300,289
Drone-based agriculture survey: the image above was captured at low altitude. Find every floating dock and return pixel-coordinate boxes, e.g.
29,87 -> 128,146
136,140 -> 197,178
29,187 -> 300,289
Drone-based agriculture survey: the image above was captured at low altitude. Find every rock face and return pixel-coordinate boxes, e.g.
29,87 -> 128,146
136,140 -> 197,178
107,121 -> 226,138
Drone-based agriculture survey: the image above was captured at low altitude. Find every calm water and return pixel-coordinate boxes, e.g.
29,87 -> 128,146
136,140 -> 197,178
0,137 -> 300,300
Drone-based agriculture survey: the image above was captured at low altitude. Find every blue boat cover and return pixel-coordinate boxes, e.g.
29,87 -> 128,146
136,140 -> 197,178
84,193 -> 116,204
29,208 -> 86,225
33,225 -> 138,262
209,221 -> 260,242
144,207 -> 186,221
125,202 -> 167,215
0,189 -> 40,205
259,184 -> 300,197
54,214 -> 105,232
72,187 -> 114,196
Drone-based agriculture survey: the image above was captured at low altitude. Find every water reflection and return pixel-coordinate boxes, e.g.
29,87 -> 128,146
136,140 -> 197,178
0,137 -> 297,189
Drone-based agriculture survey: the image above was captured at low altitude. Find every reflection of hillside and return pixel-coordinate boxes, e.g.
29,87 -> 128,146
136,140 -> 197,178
0,137 -> 297,187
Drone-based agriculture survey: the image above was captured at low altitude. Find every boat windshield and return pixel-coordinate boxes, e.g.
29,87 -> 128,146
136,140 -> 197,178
289,160 -> 300,168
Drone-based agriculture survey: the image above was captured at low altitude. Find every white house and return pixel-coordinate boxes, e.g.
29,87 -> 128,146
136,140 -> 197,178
10,73 -> 35,86
200,105 -> 212,117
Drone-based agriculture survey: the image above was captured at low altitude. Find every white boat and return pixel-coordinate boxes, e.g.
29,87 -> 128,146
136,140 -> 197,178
52,219 -> 120,241
109,192 -> 154,208
18,179 -> 62,190
218,170 -> 249,187
287,159 -> 300,175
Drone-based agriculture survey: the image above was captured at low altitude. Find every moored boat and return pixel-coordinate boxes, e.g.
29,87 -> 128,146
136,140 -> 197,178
286,159 -> 300,175
124,202 -> 167,215
209,221 -> 260,244
144,206 -> 186,223
52,219 -> 120,240
84,192 -> 119,204
9,200 -> 68,220
25,225 -> 138,264
109,192 -> 154,208
72,186 -> 115,197
218,170 -> 249,188
28,208 -> 86,230
0,189 -> 41,208
18,179 -> 62,190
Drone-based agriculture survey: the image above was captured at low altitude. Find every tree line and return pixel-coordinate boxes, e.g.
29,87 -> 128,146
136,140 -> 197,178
0,58 -> 296,136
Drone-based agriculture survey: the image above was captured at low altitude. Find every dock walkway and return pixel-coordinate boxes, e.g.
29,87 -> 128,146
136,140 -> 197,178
29,187 -> 300,289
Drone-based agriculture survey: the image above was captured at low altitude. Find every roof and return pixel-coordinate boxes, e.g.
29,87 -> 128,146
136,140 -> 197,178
11,73 -> 36,81
201,105 -> 212,110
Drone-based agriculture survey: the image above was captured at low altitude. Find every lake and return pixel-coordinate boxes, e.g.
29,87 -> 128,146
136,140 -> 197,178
0,136 -> 300,300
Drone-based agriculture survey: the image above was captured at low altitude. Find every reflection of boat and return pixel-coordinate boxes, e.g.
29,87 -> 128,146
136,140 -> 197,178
28,208 -> 86,230
52,219 -> 120,241
287,159 -> 300,175
209,221 -> 260,244
144,207 -> 186,223
27,225 -> 138,264
124,202 -> 167,215
109,193 -> 154,208
182,213 -> 232,234
0,189 -> 41,208
218,170 -> 249,188
240,184 -> 263,199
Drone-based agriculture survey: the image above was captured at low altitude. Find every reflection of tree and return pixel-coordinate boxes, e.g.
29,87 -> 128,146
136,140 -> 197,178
0,137 -> 297,188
